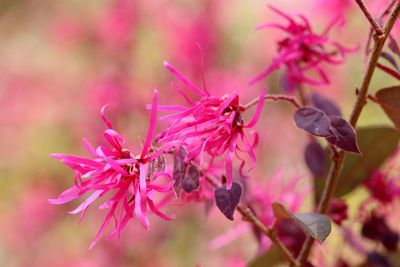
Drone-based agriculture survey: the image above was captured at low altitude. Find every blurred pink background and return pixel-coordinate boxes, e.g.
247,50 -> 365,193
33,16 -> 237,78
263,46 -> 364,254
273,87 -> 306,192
0,0 -> 398,266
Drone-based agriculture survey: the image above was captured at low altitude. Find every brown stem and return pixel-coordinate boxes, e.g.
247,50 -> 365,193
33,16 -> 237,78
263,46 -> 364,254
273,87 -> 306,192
244,94 -> 301,110
203,175 -> 300,266
237,205 -> 300,266
364,0 -> 396,57
296,3 -> 400,266
355,0 -> 384,35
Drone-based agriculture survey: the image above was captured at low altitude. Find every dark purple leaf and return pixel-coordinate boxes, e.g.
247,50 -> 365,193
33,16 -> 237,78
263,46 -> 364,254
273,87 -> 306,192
294,107 -> 333,137
361,215 -> 387,241
382,231 -> 399,251
310,93 -> 342,117
315,127 -> 400,201
148,154 -> 165,178
388,35 -> 400,57
173,147 -> 187,198
367,252 -> 392,267
326,116 -> 360,154
304,140 -> 326,177
376,86 -> 400,130
362,214 -> 399,251
182,164 -> 200,193
214,182 -> 242,221
380,51 -> 399,71
272,202 -> 331,243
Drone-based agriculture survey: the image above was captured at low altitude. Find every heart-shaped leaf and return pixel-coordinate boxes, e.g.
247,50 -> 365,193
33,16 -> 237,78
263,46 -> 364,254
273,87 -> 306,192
376,86 -> 400,130
304,140 -> 327,178
182,164 -> 200,193
172,147 -> 187,198
294,107 -> 333,137
326,116 -> 360,154
315,127 -> 400,201
310,93 -> 342,117
214,182 -> 242,221
272,202 -> 331,243
367,252 -> 391,267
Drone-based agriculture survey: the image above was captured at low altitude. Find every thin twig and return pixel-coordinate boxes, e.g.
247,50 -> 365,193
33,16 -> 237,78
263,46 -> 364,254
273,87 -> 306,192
364,0 -> 396,56
244,94 -> 301,110
203,175 -> 300,266
296,3 -> 400,266
355,0 -> 384,35
237,205 -> 300,266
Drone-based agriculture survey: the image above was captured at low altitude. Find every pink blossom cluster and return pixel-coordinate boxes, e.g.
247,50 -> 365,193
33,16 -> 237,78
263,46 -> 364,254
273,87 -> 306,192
49,3 -> 357,253
50,91 -> 176,248
50,60 -> 266,247
250,6 -> 354,92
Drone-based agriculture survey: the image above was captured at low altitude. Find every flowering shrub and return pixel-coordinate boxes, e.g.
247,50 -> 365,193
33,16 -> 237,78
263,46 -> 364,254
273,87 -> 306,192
249,6 -> 355,92
2,0 -> 398,266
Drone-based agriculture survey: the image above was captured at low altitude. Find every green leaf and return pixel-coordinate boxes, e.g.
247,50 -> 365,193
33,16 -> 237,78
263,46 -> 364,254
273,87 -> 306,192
247,246 -> 284,267
315,127 -> 400,201
272,202 -> 331,243
376,86 -> 400,130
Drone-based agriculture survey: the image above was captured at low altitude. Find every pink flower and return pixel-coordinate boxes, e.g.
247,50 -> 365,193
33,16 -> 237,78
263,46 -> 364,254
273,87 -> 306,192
250,6 -> 355,92
157,61 -> 265,189
327,198 -> 348,225
49,89 -> 175,249
364,171 -> 400,204
313,0 -> 353,16
251,169 -> 308,228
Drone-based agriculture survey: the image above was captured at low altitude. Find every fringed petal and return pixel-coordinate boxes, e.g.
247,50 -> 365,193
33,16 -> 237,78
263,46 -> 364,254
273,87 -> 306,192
245,88 -> 266,128
225,131 -> 239,189
141,89 -> 158,157
148,198 -> 175,221
100,105 -> 113,129
163,61 -> 207,97
89,202 -> 117,249
68,190 -> 103,215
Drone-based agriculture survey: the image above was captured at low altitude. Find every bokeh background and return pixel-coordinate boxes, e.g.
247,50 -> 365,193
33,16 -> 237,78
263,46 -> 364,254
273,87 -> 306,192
0,0 -> 399,266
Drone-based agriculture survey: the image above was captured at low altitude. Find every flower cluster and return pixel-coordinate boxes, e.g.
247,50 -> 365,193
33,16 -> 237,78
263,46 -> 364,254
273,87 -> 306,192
157,61 -> 265,189
250,6 -> 355,92
47,2 -> 386,257
50,60 -> 267,247
50,90 -> 176,248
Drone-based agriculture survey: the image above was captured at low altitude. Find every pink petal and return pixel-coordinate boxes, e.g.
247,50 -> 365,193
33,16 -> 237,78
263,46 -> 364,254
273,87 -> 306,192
225,131 -> 239,190
100,105 -> 113,129
245,88 -> 266,128
68,190 -> 103,214
89,203 -> 117,250
148,198 -> 175,221
82,138 -> 98,157
141,89 -> 158,158
216,91 -> 238,114
163,61 -> 207,97
134,186 -> 149,230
